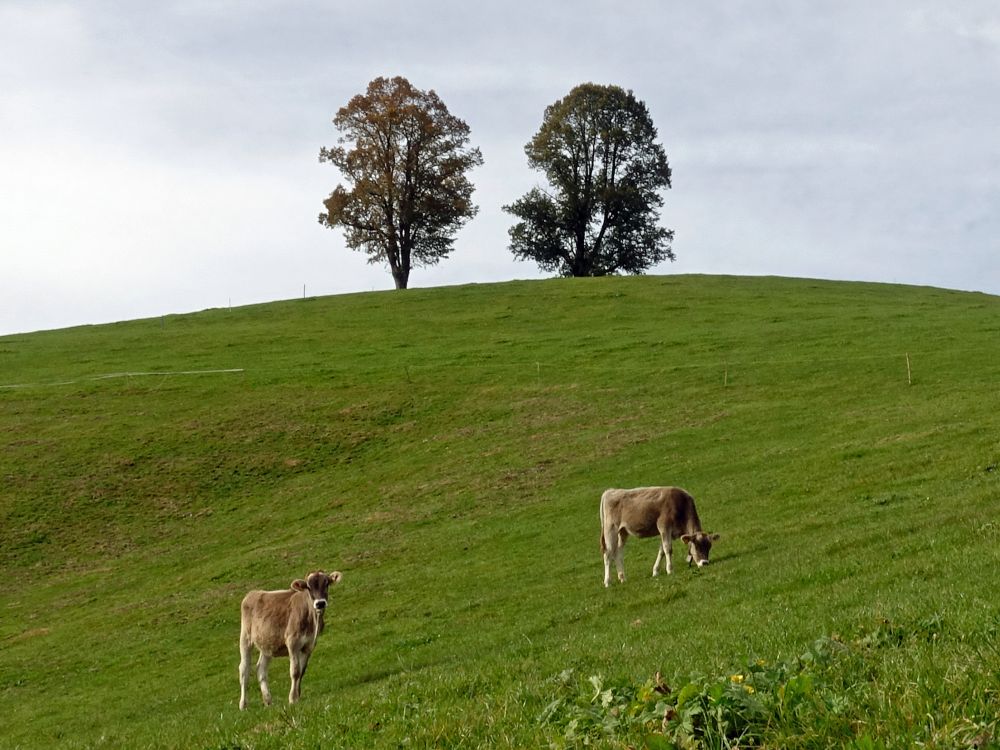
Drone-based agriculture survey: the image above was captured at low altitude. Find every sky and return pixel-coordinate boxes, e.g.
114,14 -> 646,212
1,1 -> 998,335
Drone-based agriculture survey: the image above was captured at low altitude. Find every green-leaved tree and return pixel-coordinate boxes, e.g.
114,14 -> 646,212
504,83 -> 674,277
319,76 -> 483,289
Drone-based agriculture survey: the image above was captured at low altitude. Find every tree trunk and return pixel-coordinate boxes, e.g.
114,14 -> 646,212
387,235 -> 409,289
391,267 -> 409,289
572,229 -> 590,277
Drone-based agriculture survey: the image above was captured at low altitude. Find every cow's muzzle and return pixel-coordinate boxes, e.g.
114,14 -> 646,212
696,559 -> 709,567
314,599 -> 327,611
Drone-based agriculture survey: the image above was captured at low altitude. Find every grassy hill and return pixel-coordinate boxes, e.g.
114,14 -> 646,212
1,275 -> 998,749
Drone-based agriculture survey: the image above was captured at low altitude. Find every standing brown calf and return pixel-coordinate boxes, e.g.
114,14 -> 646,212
238,570 -> 342,710
600,487 -> 719,587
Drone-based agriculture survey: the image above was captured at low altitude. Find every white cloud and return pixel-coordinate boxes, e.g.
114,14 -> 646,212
1,0 -> 998,334
909,6 -> 1000,48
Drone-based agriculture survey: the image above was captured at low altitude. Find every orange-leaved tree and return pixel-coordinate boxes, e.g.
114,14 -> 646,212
319,76 -> 484,289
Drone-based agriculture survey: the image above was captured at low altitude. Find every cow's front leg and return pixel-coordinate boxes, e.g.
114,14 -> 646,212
289,649 -> 309,704
662,536 -> 673,575
288,655 -> 300,704
256,653 -> 272,706
653,545 -> 664,577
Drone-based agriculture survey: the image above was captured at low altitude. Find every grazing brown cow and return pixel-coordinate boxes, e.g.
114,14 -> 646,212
600,487 -> 719,587
238,570 -> 342,710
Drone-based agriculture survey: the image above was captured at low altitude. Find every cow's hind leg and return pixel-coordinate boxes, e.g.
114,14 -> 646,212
614,529 -> 628,583
238,632 -> 253,710
602,524 -> 617,587
256,652 -> 273,706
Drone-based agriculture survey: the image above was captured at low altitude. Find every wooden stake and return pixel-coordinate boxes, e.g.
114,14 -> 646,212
906,353 -> 912,385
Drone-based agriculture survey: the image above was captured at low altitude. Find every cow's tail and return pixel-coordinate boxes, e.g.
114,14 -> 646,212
599,491 -> 608,554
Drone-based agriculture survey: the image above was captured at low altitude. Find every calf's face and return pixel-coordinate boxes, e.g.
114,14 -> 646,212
291,570 -> 343,611
681,532 -> 720,567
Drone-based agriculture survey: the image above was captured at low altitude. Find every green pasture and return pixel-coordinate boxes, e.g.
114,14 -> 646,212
1,275 -> 998,748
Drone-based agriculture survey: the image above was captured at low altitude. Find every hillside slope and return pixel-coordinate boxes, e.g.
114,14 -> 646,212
1,275 -> 998,748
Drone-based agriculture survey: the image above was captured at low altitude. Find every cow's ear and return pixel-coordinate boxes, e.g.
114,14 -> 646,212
681,534 -> 694,543
709,533 -> 720,541
291,579 -> 308,591
328,571 -> 343,585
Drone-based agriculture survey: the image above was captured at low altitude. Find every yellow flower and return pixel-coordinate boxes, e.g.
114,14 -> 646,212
744,685 -> 755,694
730,674 -> 744,684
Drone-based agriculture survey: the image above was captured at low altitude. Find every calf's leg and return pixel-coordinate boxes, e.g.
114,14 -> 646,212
289,650 -> 311,704
653,536 -> 673,576
238,633 -> 253,710
653,546 -> 662,576
614,529 -> 628,583
256,652 -> 273,706
602,524 -> 616,587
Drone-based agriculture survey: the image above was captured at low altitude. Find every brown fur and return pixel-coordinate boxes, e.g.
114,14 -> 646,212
238,570 -> 342,709
600,487 -> 718,585
240,588 -> 320,658
601,486 -> 703,542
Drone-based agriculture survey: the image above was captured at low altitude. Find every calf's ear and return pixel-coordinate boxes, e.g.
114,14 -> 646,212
681,534 -> 694,543
291,579 -> 308,591
328,571 -> 343,585
708,533 -> 720,541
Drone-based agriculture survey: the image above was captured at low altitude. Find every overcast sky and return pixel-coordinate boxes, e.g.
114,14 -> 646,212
1,1 -> 998,335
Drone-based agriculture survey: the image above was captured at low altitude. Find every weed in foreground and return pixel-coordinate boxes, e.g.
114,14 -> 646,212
539,618 -> 1000,749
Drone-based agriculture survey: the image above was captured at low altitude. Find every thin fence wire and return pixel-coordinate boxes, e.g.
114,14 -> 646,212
1,344 -> 996,392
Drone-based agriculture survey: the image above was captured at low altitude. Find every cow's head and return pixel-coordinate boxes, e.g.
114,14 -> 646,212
292,570 -> 343,611
681,532 -> 720,567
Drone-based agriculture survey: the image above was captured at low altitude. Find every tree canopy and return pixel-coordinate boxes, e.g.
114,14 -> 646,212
319,76 -> 483,289
504,83 -> 673,277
